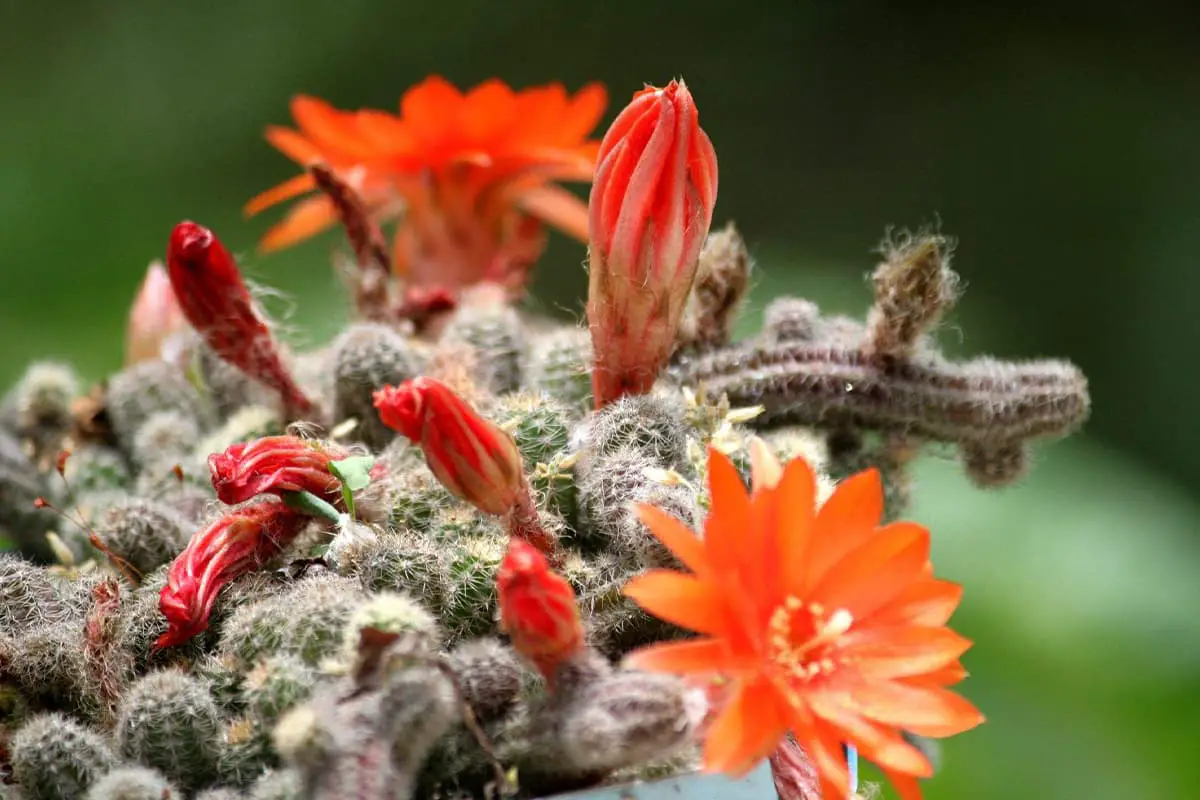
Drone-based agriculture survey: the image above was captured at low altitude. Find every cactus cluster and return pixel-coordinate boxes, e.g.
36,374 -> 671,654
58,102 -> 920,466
0,72 -> 1091,800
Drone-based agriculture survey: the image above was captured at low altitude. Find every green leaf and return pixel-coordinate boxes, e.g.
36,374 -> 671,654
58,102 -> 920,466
330,456 -> 376,492
282,490 -> 343,523
330,455 -> 375,520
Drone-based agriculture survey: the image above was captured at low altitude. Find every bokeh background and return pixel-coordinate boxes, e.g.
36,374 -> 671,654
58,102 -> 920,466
3,2 -> 1198,798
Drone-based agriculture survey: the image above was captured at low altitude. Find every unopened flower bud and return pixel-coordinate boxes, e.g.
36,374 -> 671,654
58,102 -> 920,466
496,537 -> 583,683
125,261 -> 189,365
586,80 -> 719,408
208,434 -> 351,507
157,501 -> 309,649
373,377 -> 523,514
166,220 -> 316,418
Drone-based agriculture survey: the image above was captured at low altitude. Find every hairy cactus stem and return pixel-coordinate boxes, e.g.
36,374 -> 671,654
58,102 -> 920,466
669,339 -> 1090,446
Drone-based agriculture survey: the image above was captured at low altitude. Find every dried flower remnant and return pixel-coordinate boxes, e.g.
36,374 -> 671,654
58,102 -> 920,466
586,79 -> 719,408
622,442 -> 983,799
247,76 -> 607,300
308,163 -> 394,322
156,501 -> 309,649
165,221 -> 317,419
207,434 -> 353,507
373,376 -> 557,556
496,537 -> 584,684
124,261 -> 189,366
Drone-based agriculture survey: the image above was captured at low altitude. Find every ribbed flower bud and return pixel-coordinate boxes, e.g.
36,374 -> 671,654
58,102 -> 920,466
586,80 -> 718,408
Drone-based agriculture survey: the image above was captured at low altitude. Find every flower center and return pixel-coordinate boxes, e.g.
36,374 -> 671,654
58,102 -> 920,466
766,595 -> 854,690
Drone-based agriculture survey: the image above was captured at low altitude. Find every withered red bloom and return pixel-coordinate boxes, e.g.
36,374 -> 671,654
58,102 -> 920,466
166,221 -> 316,418
496,537 -> 584,683
157,501 -> 309,649
208,434 -> 351,507
373,376 -> 524,515
125,261 -> 189,366
586,80 -> 719,408
246,77 -> 607,300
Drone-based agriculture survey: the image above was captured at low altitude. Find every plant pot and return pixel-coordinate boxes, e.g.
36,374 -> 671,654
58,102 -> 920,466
539,761 -> 776,799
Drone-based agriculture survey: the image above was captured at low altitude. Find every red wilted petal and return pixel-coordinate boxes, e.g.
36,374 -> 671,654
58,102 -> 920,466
165,221 -> 315,418
374,377 -> 525,515
586,80 -> 719,408
496,538 -> 583,682
157,502 -> 309,649
208,435 -> 350,507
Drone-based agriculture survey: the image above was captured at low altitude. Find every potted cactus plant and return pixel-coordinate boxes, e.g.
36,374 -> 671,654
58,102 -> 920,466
0,74 -> 1088,800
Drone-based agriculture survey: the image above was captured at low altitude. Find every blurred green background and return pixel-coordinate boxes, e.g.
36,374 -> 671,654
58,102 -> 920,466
2,2 -> 1197,798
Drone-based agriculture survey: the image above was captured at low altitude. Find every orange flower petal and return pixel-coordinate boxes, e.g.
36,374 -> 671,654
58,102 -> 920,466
867,578 -> 964,628
258,195 -> 338,252
245,173 -> 317,217
849,680 -> 985,738
622,569 -> 731,637
558,82 -> 609,145
809,521 -> 930,618
264,126 -> 323,165
839,626 -> 973,681
803,468 -> 884,592
633,503 -> 709,576
772,455 -> 817,603
703,448 -> 752,574
881,766 -> 926,800
462,79 -> 518,145
807,691 -> 933,779
623,637 -> 754,675
291,95 -> 374,158
401,75 -> 464,147
905,661 -> 969,687
800,718 -> 853,800
514,183 -> 590,242
702,676 -> 790,776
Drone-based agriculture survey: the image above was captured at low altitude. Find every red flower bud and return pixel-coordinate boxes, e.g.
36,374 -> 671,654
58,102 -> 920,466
208,434 -> 351,507
157,501 -> 309,649
496,537 -> 584,683
166,221 -> 316,418
586,80 -> 719,408
373,377 -> 524,515
125,261 -> 189,366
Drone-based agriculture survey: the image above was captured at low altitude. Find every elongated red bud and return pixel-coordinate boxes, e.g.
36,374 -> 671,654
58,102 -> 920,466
586,80 -> 719,408
166,221 -> 316,419
496,537 -> 584,684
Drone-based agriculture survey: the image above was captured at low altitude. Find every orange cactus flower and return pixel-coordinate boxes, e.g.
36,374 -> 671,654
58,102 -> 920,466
621,441 -> 984,800
247,76 -> 606,297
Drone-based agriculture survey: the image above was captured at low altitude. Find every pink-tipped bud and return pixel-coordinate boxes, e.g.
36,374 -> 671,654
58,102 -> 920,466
373,377 -> 524,515
156,501 -> 309,649
125,261 -> 190,366
496,537 -> 584,684
586,80 -> 719,408
208,434 -> 351,507
166,221 -> 316,418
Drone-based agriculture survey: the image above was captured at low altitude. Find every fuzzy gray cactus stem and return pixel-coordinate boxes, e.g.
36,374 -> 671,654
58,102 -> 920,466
669,314 -> 1089,488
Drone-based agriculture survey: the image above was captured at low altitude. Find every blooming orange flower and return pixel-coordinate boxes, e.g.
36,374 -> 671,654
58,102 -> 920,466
622,441 -> 983,800
247,76 -> 606,298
